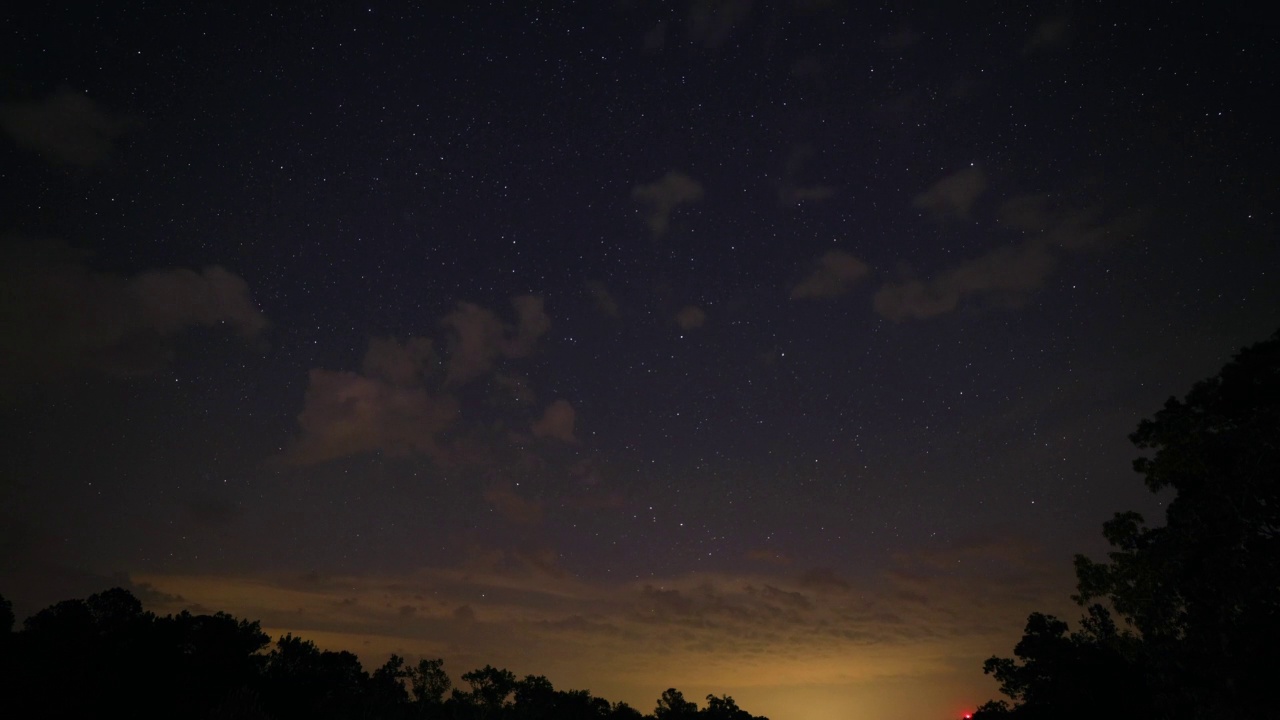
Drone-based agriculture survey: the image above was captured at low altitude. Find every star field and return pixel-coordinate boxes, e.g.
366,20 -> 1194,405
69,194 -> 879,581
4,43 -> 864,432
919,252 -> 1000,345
2,3 -> 1278,719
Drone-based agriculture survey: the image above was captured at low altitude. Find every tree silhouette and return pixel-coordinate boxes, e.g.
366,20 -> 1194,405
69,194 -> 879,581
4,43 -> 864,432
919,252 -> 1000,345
0,593 -> 12,634
407,656 -> 451,717
0,586 -> 772,720
654,688 -> 699,720
980,329 -> 1280,719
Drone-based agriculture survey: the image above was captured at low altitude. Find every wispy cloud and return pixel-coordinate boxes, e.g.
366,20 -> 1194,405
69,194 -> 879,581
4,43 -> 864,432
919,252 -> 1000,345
0,239 -> 268,384
791,250 -> 870,300
876,197 -> 1143,320
1024,15 -> 1073,54
134,535 -> 1074,715
912,166 -> 987,220
283,296 -> 554,465
282,343 -> 459,466
675,305 -> 708,330
0,88 -> 139,167
532,399 -> 577,443
632,172 -> 704,237
443,296 -> 550,385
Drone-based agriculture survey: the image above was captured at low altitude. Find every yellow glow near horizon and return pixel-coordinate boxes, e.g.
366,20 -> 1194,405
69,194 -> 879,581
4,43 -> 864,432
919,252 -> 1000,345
134,564 -> 1077,720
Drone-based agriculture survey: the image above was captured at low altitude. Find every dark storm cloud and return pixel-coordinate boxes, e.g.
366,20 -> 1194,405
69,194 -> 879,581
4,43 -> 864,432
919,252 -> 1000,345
875,196 -> 1142,321
0,88 -> 139,167
791,250 -> 870,300
0,240 -> 268,384
911,165 -> 987,220
631,171 -> 704,237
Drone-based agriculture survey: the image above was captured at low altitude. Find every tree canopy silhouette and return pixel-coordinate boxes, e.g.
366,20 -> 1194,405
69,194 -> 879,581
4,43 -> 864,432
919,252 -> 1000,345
0,587 -> 768,720
975,329 -> 1280,720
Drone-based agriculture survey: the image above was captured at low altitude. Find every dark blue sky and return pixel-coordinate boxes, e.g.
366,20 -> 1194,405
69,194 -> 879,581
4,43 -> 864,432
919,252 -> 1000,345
2,3 -> 1277,718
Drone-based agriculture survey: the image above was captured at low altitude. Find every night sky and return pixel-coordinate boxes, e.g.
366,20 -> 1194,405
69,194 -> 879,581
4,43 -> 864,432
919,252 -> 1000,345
2,3 -> 1278,718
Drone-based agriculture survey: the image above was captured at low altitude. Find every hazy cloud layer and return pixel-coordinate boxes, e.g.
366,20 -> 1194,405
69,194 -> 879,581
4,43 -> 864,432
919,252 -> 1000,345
0,88 -> 139,167
135,535 -> 1074,719
0,240 -> 268,383
912,166 -> 987,220
791,250 -> 871,299
632,171 -> 704,237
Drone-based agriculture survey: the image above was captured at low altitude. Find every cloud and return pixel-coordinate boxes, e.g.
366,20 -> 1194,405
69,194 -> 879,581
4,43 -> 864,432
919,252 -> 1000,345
877,28 -> 920,52
789,54 -> 823,78
999,194 -> 1141,251
873,242 -> 1057,321
442,295 -> 550,385
911,166 -> 987,220
133,547 -> 1075,712
632,172 -> 704,237
780,185 -> 838,205
778,145 -> 838,206
531,399 -> 577,443
791,250 -> 870,299
875,198 -> 1142,321
484,484 -> 545,526
675,305 -> 707,330
282,366 -> 459,466
585,281 -> 620,318
0,88 -> 139,167
362,336 -> 439,385
1024,15 -> 1073,54
0,240 -> 268,383
642,22 -> 667,53
745,549 -> 793,566
686,0 -> 752,49
282,295 -> 558,465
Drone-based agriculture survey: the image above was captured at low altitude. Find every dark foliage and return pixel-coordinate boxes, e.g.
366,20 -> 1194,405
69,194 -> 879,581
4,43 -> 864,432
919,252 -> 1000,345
979,330 -> 1280,720
0,588 -> 769,720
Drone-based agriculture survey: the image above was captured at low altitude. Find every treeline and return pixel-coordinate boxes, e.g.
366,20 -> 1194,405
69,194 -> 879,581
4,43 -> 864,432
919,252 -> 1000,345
972,330 -> 1279,720
0,588 -> 765,720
